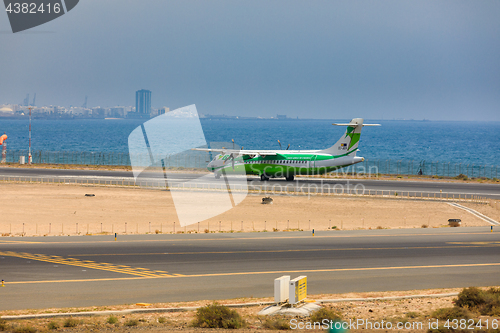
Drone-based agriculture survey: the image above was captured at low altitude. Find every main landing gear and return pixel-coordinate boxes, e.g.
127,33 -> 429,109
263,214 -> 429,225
285,175 -> 294,181
260,174 -> 270,181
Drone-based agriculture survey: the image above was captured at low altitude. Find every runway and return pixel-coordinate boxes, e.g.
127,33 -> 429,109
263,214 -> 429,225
1,228 -> 499,310
0,167 -> 499,199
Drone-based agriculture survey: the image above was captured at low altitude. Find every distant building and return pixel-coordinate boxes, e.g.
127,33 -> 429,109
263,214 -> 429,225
92,107 -> 106,118
135,89 -> 151,115
109,107 -> 125,118
158,107 -> 169,116
276,114 -> 287,119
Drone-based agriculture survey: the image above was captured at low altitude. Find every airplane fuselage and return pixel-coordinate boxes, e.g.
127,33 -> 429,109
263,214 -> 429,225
208,150 -> 364,179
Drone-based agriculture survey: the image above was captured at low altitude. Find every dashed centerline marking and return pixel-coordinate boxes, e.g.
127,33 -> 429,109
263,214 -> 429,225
0,251 -> 180,278
67,243 -> 500,257
3,262 -> 500,285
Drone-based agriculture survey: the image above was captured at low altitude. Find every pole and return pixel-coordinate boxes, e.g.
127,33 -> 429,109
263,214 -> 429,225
28,107 -> 32,164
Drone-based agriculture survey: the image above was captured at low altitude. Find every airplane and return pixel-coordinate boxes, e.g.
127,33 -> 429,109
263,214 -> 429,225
192,118 -> 380,181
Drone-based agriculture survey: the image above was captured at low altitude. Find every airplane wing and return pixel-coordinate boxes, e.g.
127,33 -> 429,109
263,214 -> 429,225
191,148 -> 277,156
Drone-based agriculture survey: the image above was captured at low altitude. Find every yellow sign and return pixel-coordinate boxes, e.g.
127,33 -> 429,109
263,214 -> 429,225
290,275 -> 307,304
295,276 -> 307,302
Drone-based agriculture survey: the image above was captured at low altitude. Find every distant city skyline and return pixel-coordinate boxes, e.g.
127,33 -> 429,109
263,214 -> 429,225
1,1 -> 499,121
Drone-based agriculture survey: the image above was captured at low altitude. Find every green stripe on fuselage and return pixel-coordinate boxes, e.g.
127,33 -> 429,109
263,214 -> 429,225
209,151 -> 357,177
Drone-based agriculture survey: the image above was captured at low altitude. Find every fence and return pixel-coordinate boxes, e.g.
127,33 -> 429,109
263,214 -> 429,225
2,150 -> 209,169
353,160 -> 499,179
0,175 -> 489,203
2,150 -> 499,179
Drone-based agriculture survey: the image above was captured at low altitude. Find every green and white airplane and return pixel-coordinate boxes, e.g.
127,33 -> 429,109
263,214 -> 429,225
193,118 -> 380,181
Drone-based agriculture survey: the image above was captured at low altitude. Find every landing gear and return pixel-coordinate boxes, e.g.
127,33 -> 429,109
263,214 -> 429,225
215,173 -> 221,179
260,174 -> 270,181
285,175 -> 295,181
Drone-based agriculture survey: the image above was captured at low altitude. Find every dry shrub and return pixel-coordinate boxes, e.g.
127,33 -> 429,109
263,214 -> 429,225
124,319 -> 139,327
310,307 -> 342,323
192,303 -> 246,329
0,320 -> 8,331
455,287 -> 500,316
431,307 -> 471,320
107,315 -> 118,324
47,321 -> 59,330
262,316 -> 290,330
421,224 -> 428,228
63,318 -> 79,327
13,326 -> 36,333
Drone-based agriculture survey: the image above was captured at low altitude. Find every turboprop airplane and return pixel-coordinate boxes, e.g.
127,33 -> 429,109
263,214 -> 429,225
192,118 -> 380,181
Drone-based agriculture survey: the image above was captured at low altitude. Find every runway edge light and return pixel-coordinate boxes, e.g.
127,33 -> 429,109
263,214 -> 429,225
274,275 -> 290,303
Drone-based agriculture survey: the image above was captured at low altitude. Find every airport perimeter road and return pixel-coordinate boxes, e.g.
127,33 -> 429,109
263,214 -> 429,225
1,227 -> 499,310
0,167 -> 499,198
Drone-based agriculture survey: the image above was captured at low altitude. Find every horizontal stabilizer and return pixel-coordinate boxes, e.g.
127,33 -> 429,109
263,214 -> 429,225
332,123 -> 381,127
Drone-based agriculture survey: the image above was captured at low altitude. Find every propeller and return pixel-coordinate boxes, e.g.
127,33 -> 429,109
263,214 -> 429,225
224,153 -> 236,170
278,140 -> 290,150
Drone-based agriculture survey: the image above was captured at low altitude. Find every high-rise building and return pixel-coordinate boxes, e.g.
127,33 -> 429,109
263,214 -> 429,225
135,89 -> 152,115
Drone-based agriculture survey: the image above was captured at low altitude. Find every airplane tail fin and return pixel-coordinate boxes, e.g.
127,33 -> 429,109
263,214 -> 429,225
319,118 -> 380,156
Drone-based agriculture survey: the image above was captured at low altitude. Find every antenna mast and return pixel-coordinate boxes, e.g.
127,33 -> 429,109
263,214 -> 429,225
28,107 -> 32,164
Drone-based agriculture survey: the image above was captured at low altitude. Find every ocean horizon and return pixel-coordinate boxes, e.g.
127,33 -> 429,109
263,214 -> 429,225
0,118 -> 499,168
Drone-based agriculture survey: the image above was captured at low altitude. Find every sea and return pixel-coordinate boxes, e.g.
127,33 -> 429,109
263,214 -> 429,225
0,118 -> 499,168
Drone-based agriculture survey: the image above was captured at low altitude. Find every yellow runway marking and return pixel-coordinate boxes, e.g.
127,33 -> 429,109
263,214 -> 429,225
447,241 -> 500,245
3,262 -> 500,285
68,243 -> 500,257
0,240 -> 44,244
0,251 -> 180,278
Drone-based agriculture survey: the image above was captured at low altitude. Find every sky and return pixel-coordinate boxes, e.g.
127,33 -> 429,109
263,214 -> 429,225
1,0 -> 499,120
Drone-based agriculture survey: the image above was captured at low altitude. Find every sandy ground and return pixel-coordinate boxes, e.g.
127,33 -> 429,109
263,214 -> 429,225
0,183 -> 495,236
1,287 -> 499,332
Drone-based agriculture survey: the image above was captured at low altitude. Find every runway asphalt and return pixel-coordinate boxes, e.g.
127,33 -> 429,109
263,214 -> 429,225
0,167 -> 499,199
1,227 -> 499,310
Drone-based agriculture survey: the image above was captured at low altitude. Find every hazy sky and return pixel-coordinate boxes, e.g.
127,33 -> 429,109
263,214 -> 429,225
1,0 -> 499,120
